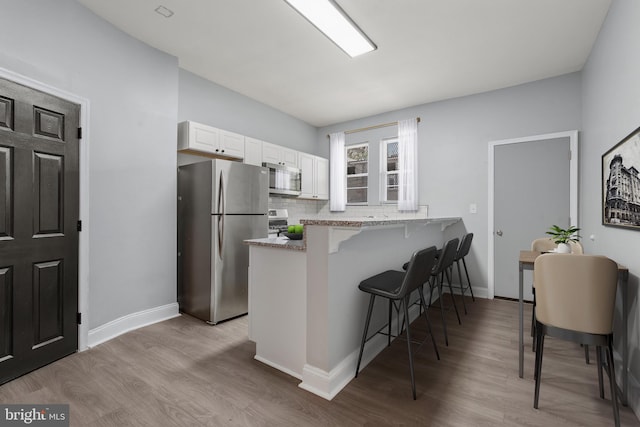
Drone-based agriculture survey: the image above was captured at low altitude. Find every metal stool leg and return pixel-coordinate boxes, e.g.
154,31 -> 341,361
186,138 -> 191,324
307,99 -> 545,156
355,295 -> 376,378
418,286 -> 440,360
402,296 -> 417,400
462,258 -> 475,301
445,268 -> 462,325
388,300 -> 392,347
434,275 -> 449,346
455,260 -> 468,314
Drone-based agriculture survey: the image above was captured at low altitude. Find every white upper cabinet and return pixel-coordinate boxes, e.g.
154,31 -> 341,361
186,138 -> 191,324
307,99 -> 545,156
262,141 -> 298,167
316,157 -> 329,200
298,152 -> 329,200
219,129 -> 245,159
244,137 -> 263,166
178,121 -> 245,160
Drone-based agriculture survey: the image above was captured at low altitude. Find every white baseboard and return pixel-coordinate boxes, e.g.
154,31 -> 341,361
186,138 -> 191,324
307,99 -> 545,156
88,303 -> 180,348
299,302 -> 424,400
254,355 -> 302,381
440,282 -> 489,299
299,359 -> 354,401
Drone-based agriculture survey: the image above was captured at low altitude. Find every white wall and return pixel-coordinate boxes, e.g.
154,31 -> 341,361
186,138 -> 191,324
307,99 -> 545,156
0,0 -> 179,329
581,0 -> 640,414
178,69 -> 317,154
317,73 -> 582,292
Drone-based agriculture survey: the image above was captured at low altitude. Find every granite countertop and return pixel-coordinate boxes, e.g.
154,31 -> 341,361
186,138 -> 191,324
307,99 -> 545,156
244,236 -> 306,251
245,217 -> 461,251
300,216 -> 461,227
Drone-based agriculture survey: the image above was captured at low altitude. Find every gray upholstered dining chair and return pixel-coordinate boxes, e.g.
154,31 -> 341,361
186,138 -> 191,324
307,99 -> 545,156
533,253 -> 620,427
531,237 -> 583,254
530,237 -> 584,351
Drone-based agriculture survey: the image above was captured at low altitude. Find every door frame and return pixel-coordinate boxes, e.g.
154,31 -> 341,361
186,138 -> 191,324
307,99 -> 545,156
0,67 -> 91,351
487,130 -> 578,299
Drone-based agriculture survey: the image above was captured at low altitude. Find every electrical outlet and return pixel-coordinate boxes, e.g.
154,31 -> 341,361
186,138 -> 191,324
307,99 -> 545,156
469,203 -> 477,214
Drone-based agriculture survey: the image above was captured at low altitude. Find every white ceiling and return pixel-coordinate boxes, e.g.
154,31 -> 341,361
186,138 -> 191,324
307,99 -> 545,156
76,0 -> 611,127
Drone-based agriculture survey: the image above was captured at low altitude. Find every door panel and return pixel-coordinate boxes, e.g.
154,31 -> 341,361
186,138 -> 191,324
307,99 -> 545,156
0,266 -> 12,360
0,77 -> 79,384
32,260 -> 64,347
0,96 -> 14,130
33,152 -> 64,236
0,146 -> 12,239
494,137 -> 570,299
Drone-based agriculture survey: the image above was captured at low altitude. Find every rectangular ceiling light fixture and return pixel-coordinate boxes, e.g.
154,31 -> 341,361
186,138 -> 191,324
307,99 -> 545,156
284,0 -> 376,58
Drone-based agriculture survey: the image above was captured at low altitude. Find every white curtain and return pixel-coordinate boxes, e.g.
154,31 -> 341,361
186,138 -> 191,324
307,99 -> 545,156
398,118 -> 418,211
329,132 -> 346,211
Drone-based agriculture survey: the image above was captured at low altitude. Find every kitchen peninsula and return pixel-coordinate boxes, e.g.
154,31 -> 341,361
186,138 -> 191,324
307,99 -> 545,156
245,216 -> 461,400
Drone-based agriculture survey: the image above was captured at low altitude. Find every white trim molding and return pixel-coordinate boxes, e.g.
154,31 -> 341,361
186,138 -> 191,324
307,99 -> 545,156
0,67 -> 92,351
88,303 -> 180,348
298,301 -> 425,400
487,130 -> 578,299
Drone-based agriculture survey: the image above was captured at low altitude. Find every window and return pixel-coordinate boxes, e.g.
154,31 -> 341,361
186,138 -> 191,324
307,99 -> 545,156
381,138 -> 398,202
346,143 -> 368,204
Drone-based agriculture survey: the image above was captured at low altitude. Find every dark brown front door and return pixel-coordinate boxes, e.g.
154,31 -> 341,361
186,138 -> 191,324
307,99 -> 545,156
0,77 -> 80,384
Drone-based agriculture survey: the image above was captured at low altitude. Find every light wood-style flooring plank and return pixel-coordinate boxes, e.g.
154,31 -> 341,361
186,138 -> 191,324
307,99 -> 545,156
0,298 -> 637,426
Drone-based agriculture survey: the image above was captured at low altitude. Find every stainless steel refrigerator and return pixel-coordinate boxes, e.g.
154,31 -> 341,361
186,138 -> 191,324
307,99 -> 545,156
177,159 -> 268,324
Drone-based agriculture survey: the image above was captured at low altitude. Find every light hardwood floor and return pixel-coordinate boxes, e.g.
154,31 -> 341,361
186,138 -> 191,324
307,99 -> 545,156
1,298 -> 637,426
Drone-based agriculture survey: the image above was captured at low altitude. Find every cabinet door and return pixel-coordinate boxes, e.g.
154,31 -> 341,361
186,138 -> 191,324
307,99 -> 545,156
281,147 -> 298,167
244,137 -> 263,166
183,121 -> 220,153
219,130 -> 245,159
298,152 -> 315,199
315,157 -> 329,200
262,142 -> 281,165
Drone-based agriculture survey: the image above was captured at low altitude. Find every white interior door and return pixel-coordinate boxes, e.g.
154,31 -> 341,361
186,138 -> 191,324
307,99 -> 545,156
492,135 -> 574,300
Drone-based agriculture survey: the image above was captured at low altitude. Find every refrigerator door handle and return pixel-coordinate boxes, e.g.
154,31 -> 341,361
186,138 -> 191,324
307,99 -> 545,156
218,171 -> 225,259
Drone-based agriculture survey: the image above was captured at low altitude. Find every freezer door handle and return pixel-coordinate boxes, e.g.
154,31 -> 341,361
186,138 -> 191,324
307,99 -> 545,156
218,171 -> 225,259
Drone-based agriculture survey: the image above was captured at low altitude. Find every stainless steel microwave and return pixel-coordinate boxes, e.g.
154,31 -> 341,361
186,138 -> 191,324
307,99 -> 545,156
263,162 -> 301,196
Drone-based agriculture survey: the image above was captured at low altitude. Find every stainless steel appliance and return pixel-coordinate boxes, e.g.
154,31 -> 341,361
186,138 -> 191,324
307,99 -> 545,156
263,162 -> 302,196
177,160 -> 268,324
268,209 -> 289,237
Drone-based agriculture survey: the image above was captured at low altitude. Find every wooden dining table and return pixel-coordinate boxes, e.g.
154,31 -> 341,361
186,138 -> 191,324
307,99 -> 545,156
518,250 -> 629,405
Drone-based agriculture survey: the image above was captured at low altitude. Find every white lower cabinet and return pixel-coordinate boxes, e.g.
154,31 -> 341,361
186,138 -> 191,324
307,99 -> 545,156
248,246 -> 306,378
298,153 -> 329,200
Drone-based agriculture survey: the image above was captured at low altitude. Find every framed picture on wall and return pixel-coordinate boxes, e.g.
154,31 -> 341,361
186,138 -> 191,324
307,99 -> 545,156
602,125 -> 640,229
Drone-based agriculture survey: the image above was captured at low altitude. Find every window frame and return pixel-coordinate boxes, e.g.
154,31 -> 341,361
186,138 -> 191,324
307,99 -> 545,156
345,142 -> 369,205
380,137 -> 399,204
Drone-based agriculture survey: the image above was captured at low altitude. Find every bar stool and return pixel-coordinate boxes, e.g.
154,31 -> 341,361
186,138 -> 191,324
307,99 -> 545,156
428,238 -> 461,346
355,246 -> 439,400
453,233 -> 475,315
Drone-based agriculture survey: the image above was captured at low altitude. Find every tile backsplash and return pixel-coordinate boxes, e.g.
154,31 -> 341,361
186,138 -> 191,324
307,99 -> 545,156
268,196 -> 428,224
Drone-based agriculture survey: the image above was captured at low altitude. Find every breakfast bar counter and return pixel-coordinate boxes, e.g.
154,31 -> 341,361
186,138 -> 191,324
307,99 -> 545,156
246,216 -> 461,400
244,236 -> 306,251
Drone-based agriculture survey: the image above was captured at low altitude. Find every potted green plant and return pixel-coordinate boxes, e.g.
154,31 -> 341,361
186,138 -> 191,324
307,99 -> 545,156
546,225 -> 580,253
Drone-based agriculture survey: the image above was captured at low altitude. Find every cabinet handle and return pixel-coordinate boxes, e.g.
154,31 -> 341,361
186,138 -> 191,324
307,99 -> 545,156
221,149 -> 225,153
215,149 -> 219,152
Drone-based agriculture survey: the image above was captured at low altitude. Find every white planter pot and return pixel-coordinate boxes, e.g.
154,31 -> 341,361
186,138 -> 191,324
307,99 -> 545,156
557,243 -> 571,253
